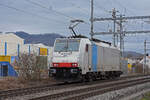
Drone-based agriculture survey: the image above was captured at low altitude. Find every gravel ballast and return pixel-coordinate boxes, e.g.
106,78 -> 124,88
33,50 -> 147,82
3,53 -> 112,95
86,82 -> 150,100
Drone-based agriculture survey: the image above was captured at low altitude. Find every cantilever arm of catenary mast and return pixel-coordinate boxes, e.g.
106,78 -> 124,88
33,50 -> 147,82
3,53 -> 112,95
94,30 -> 150,35
93,15 -> 150,21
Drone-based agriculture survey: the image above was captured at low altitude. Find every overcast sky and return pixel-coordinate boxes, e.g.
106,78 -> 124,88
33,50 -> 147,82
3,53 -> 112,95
1,0 -> 150,53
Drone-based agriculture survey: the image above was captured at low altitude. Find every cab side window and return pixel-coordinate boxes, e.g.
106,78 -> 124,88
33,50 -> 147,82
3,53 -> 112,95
85,44 -> 89,52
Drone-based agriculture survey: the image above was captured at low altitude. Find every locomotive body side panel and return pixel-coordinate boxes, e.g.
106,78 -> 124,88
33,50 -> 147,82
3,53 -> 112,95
97,46 -> 104,71
91,43 -> 121,72
91,44 -> 98,72
79,39 -> 91,74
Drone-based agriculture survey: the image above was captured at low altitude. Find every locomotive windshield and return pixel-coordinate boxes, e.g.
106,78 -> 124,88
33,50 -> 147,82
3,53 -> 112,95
54,39 -> 80,52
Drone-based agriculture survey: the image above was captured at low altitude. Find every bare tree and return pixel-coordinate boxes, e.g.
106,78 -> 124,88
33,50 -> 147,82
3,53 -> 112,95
14,53 -> 43,81
133,62 -> 149,74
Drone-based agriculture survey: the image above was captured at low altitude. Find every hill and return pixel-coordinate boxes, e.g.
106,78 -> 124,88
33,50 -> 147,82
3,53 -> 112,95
123,51 -> 143,59
14,31 -> 64,46
8,31 -> 144,58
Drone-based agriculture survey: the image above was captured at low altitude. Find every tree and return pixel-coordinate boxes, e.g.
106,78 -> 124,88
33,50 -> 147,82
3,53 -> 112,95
14,53 -> 42,81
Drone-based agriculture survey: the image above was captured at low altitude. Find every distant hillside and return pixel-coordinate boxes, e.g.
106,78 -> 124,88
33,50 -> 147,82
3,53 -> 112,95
7,31 -> 145,58
123,51 -> 143,58
14,31 -> 64,46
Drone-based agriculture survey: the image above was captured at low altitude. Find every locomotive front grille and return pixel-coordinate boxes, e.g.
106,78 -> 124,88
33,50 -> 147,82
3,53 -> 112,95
50,67 -> 80,80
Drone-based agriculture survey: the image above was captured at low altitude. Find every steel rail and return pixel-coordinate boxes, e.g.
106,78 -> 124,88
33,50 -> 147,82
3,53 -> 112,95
0,74 -> 149,99
29,76 -> 150,100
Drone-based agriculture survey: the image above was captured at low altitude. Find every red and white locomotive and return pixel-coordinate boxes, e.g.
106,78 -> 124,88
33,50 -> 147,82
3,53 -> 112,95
49,38 -> 122,82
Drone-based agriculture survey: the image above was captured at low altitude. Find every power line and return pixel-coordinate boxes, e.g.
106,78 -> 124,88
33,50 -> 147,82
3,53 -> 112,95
0,3 -> 67,25
25,0 -> 75,19
24,0 -> 97,30
65,1 -> 90,15
109,0 -> 136,15
1,0 -> 106,35
25,0 -> 96,33
27,0 -> 106,36
64,0 -> 107,31
65,0 -> 107,18
106,0 -> 115,8
94,1 -> 109,14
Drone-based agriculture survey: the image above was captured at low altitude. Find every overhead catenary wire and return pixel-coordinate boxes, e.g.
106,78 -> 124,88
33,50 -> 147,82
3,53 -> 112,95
64,1 -> 90,15
1,0 -> 111,35
0,3 -> 67,25
94,0 -> 110,14
25,0 -> 75,19
28,0 -> 107,31
65,0 -> 110,31
64,0 -> 106,30
24,0 -> 96,29
25,0 -> 100,37
109,0 -> 136,15
91,0 -> 115,31
81,0 -> 110,15
65,0 -> 107,18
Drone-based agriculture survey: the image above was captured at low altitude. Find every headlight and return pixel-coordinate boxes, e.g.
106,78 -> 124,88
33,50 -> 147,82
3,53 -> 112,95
71,69 -> 78,73
72,63 -> 78,67
50,69 -> 56,74
53,63 -> 59,67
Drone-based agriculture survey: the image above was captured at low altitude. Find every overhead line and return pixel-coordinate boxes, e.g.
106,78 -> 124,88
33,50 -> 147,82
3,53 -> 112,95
0,3 -> 67,25
65,0 -> 107,17
30,0 -> 106,30
67,0 -> 110,19
94,30 -> 150,35
25,0 -> 95,29
25,0 -> 75,19
94,15 -> 150,21
110,0 -> 136,15
66,1 -> 89,14
94,0 -> 109,14
27,0 -> 106,33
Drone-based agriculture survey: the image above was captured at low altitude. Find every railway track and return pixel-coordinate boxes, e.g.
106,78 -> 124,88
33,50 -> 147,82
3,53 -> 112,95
29,76 -> 150,100
0,82 -> 73,99
0,74 -> 149,100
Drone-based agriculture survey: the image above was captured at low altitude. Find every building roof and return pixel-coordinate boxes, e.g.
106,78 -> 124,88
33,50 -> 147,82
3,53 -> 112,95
0,33 -> 24,41
148,56 -> 150,59
26,43 -> 51,48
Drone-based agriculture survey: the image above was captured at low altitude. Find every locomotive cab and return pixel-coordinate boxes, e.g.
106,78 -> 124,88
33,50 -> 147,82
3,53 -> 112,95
49,38 -> 91,82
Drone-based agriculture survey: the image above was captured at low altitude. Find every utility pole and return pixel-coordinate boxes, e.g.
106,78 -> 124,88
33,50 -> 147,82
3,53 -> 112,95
89,4 -> 150,60
90,0 -> 94,39
112,8 -> 117,47
109,8 -> 119,46
118,14 -> 125,56
93,14 -> 150,53
120,15 -> 123,55
143,40 -> 146,74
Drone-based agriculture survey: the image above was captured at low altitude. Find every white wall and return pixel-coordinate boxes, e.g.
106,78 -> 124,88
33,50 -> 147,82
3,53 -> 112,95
0,33 -> 24,44
0,43 -> 5,55
0,33 -> 53,66
140,56 -> 150,68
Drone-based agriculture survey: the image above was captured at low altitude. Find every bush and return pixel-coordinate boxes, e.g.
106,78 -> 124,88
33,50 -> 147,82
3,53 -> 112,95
133,63 -> 150,74
14,53 -> 43,81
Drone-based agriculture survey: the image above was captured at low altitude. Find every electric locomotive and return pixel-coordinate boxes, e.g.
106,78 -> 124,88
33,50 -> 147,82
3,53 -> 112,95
49,38 -> 123,82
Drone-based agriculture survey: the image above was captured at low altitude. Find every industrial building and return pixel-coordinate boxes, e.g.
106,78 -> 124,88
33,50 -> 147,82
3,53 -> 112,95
0,33 -> 53,77
140,56 -> 150,68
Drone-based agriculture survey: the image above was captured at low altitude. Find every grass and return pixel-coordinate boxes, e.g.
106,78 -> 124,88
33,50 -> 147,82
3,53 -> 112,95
141,92 -> 150,100
0,77 -> 56,91
0,77 -> 27,90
